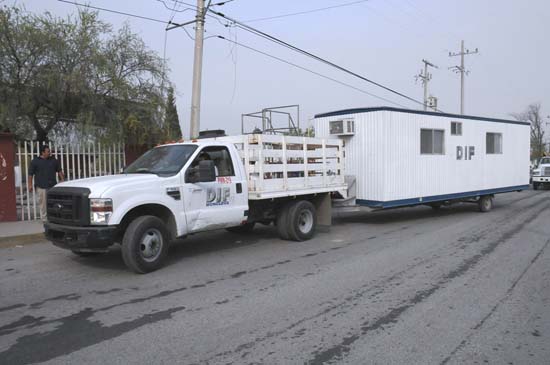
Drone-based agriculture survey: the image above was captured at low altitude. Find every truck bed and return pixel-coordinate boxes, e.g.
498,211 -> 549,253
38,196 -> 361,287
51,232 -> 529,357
219,134 -> 348,200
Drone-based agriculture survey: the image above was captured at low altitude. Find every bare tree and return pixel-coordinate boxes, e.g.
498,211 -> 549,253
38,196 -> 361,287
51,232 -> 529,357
512,103 -> 546,160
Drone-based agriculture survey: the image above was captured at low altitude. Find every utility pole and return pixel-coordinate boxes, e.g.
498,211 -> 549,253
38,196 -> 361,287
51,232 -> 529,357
449,40 -> 479,114
415,59 -> 438,111
189,0 -> 207,138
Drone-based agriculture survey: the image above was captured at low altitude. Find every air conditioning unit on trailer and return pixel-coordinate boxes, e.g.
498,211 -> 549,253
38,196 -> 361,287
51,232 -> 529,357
329,118 -> 355,136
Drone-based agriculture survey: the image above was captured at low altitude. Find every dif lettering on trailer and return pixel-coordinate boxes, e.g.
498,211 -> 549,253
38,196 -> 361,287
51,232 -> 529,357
456,146 -> 475,160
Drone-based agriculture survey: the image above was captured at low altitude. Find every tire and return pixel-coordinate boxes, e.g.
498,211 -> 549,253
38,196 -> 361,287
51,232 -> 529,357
533,182 -> 539,190
430,203 -> 442,210
276,203 -> 292,240
121,215 -> 170,274
287,200 -> 317,241
226,222 -> 255,233
71,250 -> 105,257
478,195 -> 493,213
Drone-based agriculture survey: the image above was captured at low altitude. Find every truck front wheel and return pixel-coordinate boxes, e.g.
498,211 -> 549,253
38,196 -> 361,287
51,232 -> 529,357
121,215 -> 170,274
533,182 -> 539,190
478,195 -> 493,213
287,200 -> 317,241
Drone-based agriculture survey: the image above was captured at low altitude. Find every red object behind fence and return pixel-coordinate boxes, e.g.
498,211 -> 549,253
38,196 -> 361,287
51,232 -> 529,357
124,144 -> 150,166
0,133 -> 17,222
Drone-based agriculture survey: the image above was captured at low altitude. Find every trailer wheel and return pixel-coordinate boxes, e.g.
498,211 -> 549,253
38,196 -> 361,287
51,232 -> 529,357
226,222 -> 255,233
478,196 -> 493,213
287,200 -> 317,241
429,203 -> 442,210
276,203 -> 292,240
121,215 -> 170,274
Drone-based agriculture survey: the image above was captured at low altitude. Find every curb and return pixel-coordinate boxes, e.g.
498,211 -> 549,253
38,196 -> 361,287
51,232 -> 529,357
0,233 -> 46,249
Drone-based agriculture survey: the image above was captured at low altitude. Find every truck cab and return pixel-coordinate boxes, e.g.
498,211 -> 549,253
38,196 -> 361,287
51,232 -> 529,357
45,141 -> 250,273
532,157 -> 550,190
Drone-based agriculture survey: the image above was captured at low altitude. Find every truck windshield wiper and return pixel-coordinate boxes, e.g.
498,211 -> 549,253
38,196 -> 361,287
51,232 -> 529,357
131,168 -> 157,174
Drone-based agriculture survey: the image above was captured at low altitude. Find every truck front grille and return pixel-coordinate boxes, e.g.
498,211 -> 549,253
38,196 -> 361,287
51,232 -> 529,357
544,167 -> 550,176
47,187 -> 91,226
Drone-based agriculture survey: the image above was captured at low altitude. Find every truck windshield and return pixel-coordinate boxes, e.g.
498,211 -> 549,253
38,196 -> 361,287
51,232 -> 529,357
124,145 -> 198,176
540,158 -> 550,164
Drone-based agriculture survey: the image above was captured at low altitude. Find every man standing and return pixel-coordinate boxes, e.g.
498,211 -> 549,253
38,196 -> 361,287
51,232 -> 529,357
28,145 -> 64,220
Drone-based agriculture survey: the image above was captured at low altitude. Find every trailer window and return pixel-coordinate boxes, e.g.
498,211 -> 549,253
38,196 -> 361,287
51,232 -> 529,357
421,129 -> 445,155
451,122 -> 462,136
486,133 -> 503,154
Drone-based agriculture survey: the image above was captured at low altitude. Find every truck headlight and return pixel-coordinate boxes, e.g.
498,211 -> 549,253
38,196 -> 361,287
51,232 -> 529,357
90,198 -> 113,225
532,169 -> 541,176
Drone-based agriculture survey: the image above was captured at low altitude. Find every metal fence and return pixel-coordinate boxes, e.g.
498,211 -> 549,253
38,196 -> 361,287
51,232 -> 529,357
15,141 -> 125,221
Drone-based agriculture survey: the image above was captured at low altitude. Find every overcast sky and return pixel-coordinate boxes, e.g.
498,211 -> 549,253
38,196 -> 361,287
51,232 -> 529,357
21,0 -> 550,137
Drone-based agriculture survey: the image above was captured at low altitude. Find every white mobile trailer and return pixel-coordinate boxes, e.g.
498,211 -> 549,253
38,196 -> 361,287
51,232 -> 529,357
314,107 -> 530,210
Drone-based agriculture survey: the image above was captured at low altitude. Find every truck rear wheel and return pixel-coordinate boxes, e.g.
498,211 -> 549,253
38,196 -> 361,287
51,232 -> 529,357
287,200 -> 317,241
121,215 -> 170,274
478,195 -> 493,213
276,203 -> 292,240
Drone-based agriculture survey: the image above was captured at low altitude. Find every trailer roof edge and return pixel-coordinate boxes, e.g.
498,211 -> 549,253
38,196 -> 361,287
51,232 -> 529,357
313,106 -> 530,126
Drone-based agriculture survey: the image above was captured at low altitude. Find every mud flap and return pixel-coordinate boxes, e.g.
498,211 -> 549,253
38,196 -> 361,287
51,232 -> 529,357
313,193 -> 332,233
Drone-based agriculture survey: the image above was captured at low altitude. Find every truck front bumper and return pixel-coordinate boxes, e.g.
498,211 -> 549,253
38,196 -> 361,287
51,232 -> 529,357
532,176 -> 550,183
44,222 -> 118,252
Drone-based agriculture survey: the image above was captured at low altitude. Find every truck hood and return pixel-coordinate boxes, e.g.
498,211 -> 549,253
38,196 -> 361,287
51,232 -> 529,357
55,174 -> 161,197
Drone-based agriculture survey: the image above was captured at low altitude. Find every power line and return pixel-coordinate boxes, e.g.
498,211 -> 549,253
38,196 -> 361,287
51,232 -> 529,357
214,34 -> 408,108
58,0 -> 197,37
58,0 -> 169,24
157,0 -> 192,13
243,0 -> 371,23
78,0 -> 428,110
208,8 -> 431,110
161,0 -> 232,27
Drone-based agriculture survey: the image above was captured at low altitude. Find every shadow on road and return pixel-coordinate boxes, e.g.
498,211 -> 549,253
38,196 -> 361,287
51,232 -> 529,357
71,226 -> 276,272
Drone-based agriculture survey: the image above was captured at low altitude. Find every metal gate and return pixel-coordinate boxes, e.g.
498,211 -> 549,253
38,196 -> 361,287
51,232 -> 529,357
15,141 -> 126,221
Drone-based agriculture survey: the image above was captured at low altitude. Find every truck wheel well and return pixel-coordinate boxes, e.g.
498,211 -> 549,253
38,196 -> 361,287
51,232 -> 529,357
118,204 -> 177,241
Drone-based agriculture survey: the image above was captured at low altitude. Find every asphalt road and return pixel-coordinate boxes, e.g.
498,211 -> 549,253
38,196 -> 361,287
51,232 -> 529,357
1,189 -> 550,365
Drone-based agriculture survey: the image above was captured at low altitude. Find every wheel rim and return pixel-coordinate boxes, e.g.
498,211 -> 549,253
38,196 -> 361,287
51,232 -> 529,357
140,228 -> 163,262
298,209 -> 314,234
483,198 -> 491,210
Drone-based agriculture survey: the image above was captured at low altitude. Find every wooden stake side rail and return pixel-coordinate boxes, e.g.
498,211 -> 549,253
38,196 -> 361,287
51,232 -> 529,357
219,134 -> 347,200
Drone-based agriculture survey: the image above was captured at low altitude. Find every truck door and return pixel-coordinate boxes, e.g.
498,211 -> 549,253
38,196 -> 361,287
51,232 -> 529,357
182,145 -> 248,233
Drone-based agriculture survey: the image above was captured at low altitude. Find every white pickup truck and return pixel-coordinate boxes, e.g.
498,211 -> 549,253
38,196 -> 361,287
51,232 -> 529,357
44,134 -> 347,273
532,156 -> 550,190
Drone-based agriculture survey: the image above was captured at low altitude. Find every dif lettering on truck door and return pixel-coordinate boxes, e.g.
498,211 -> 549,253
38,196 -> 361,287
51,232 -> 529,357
183,145 -> 247,232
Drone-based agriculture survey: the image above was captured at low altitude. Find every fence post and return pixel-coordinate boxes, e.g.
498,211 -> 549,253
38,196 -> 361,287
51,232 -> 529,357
0,133 -> 17,222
